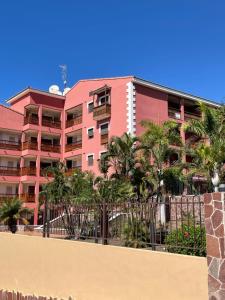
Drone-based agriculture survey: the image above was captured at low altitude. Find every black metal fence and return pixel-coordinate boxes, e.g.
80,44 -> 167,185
38,195 -> 206,256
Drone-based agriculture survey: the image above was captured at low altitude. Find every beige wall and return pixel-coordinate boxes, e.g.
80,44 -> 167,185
0,233 -> 208,300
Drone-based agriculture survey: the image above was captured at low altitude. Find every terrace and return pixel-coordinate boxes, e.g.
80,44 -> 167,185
42,108 -> 61,129
65,129 -> 82,152
66,105 -> 83,128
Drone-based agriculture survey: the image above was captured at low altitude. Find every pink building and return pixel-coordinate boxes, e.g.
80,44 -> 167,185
0,76 -> 219,224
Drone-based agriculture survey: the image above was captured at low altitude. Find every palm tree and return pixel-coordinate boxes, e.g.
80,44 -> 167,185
184,104 -> 225,189
100,133 -> 141,178
0,198 -> 30,233
140,119 -> 184,197
184,103 -> 225,144
40,162 -> 71,205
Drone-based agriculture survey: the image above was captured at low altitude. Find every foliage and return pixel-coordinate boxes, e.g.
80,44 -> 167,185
165,224 -> 206,256
94,176 -> 134,203
122,218 -> 149,248
140,120 -> 184,195
0,198 -> 30,233
40,162 -> 70,205
100,132 -> 141,179
184,104 -> 225,184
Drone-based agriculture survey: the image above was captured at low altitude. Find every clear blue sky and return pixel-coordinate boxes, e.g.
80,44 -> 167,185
0,0 -> 225,104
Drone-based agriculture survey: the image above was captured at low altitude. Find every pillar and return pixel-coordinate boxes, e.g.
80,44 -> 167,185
204,192 -> 225,300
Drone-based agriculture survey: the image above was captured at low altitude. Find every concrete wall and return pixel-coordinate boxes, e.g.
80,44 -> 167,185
0,233 -> 208,300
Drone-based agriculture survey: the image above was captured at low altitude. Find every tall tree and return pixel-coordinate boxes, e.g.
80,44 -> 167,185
184,104 -> 225,187
140,120 -> 184,196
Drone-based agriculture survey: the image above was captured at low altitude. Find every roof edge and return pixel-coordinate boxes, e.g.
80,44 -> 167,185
0,104 -> 24,116
133,77 -> 221,107
6,87 -> 65,104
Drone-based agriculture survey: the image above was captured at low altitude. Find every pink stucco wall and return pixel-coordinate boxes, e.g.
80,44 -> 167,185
135,84 -> 169,136
64,77 -> 133,174
0,105 -> 23,131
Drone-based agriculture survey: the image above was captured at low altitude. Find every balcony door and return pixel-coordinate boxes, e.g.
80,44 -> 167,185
28,186 -> 35,195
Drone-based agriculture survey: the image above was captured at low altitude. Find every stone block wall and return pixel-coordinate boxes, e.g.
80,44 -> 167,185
204,192 -> 225,300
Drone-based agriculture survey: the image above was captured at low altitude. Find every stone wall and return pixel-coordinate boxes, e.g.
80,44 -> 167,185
204,192 -> 225,300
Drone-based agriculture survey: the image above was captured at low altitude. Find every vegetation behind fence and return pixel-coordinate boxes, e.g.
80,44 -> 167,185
37,195 -> 206,256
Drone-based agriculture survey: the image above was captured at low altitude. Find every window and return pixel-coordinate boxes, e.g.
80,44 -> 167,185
98,94 -> 109,105
87,154 -> 94,166
9,136 -> 16,143
7,161 -> 14,168
87,128 -> 94,139
100,151 -> 107,159
88,102 -> 94,113
6,186 -> 13,195
100,123 -> 109,135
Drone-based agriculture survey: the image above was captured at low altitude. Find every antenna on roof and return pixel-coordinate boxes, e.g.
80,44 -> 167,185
59,64 -> 68,89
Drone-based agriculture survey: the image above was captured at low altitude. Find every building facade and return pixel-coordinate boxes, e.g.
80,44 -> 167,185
0,76 -> 219,224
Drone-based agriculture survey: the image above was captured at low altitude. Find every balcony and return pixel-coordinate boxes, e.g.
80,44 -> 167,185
65,141 -> 82,152
40,168 -> 54,177
101,133 -> 108,145
42,117 -> 61,129
41,144 -> 61,153
24,115 -> 39,126
0,194 -> 18,204
0,166 -> 20,176
168,109 -> 181,120
0,140 -> 21,151
65,166 -> 82,176
20,193 -> 35,203
66,116 -> 82,128
93,104 -> 111,121
184,112 -> 201,121
22,140 -> 38,151
21,167 -> 36,176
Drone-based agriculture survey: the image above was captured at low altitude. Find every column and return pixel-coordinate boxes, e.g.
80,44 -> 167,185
60,110 -> 65,162
204,192 -> 225,300
34,181 -> 39,225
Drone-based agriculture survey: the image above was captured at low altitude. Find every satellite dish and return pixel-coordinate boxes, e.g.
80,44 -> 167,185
49,85 -> 62,95
63,87 -> 71,95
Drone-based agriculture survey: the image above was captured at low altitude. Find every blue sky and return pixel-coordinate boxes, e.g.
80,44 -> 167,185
0,0 -> 225,104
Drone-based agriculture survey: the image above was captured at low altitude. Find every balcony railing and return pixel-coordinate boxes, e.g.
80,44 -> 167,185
65,141 -> 82,152
22,141 -> 38,151
24,115 -> 39,125
0,194 -> 18,204
20,193 -> 35,203
93,104 -> 111,121
66,115 -> 82,128
184,112 -> 201,121
168,109 -> 181,120
101,133 -> 108,145
40,168 -> 54,177
21,167 -> 36,176
0,140 -> 21,151
41,144 -> 61,153
42,118 -> 61,129
0,166 -> 20,176
65,166 -> 82,176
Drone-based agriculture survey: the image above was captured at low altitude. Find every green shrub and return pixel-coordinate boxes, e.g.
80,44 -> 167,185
122,218 -> 149,248
165,224 -> 206,256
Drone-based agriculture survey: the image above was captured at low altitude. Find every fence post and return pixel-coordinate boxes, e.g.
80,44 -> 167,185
149,204 -> 156,250
102,201 -> 108,245
42,199 -> 47,238
94,210 -> 99,244
204,192 -> 225,300
46,206 -> 50,238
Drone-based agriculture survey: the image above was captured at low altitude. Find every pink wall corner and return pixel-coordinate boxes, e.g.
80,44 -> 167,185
64,77 -> 133,174
135,84 -> 168,136
0,105 -> 23,131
